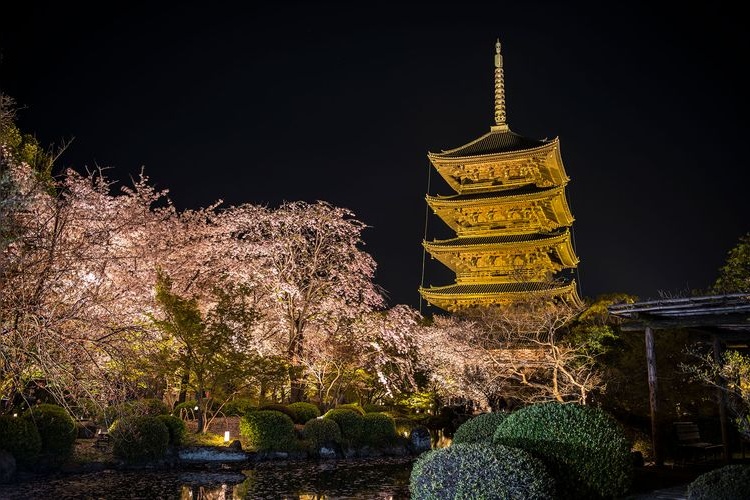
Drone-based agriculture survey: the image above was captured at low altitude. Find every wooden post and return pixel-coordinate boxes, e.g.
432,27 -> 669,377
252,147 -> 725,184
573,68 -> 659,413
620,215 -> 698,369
713,335 -> 731,463
645,326 -> 662,465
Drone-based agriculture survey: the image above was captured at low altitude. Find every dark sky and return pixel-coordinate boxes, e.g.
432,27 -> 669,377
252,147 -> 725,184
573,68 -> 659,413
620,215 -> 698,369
2,2 -> 748,309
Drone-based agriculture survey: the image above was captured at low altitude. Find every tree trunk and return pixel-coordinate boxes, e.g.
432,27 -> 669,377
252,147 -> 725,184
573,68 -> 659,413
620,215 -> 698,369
288,326 -> 305,403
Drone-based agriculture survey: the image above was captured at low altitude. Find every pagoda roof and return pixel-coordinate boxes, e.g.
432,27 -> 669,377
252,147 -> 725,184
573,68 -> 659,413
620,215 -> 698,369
431,184 -> 554,203
421,281 -> 574,295
426,229 -> 568,248
429,129 -> 550,159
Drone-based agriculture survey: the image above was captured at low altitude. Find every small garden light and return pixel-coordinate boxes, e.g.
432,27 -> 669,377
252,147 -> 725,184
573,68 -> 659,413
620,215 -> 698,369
224,430 -> 230,442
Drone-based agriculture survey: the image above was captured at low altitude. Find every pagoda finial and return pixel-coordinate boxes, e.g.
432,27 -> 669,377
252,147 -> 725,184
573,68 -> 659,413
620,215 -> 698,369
493,38 -> 508,131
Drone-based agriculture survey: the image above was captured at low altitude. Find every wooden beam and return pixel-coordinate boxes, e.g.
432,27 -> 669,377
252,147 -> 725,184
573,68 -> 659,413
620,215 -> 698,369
645,326 -> 662,466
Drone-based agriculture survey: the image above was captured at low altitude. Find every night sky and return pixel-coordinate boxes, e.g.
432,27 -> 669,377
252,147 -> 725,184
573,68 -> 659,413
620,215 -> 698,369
2,2 -> 748,310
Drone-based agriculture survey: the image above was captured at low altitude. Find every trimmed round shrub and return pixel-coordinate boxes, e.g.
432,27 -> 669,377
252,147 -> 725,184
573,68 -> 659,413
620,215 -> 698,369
240,410 -> 296,451
323,408 -> 365,445
0,415 -> 42,467
259,403 -> 297,422
156,414 -> 187,446
23,404 -> 77,466
410,442 -> 555,499
363,403 -> 389,413
223,398 -> 257,417
288,402 -> 321,424
494,402 -> 632,499
110,416 -> 169,462
687,464 -> 750,500
134,398 -> 169,416
452,412 -> 508,445
361,412 -> 397,447
302,418 -> 342,449
335,403 -> 366,415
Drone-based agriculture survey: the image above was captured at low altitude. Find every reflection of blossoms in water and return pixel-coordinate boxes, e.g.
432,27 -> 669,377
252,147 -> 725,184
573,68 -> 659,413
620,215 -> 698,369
0,457 -> 414,500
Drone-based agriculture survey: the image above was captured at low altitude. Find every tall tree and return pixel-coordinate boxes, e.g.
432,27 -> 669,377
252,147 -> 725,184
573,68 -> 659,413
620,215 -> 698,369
712,232 -> 750,294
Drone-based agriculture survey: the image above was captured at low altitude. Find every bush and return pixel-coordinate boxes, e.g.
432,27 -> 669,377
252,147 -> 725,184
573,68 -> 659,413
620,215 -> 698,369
323,409 -> 364,446
410,442 -> 555,499
361,412 -> 397,447
240,410 -> 296,451
335,403 -> 366,415
110,416 -> 170,462
288,402 -> 320,424
23,404 -> 77,466
363,403 -> 389,413
223,398 -> 257,417
134,398 -> 169,416
302,418 -> 342,449
494,402 -> 632,499
452,412 -> 508,445
0,415 -> 42,467
259,403 -> 297,422
156,415 -> 187,446
687,464 -> 750,500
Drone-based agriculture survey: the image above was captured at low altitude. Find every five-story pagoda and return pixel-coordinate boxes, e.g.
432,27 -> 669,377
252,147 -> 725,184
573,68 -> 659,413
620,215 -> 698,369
419,40 -> 582,313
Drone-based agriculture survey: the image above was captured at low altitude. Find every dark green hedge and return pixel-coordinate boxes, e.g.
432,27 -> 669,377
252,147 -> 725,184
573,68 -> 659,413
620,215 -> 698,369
110,416 -> 169,462
410,442 -> 555,499
302,418 -> 342,449
156,414 -> 187,446
687,464 -> 750,500
240,410 -> 296,451
494,402 -> 632,499
287,402 -> 320,424
223,398 -> 257,417
323,409 -> 364,446
23,404 -> 77,467
452,412 -> 508,445
0,415 -> 42,467
361,412 -> 397,447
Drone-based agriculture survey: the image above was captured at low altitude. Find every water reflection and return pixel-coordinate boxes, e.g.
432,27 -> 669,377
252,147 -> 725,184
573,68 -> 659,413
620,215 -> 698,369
0,457 -> 414,499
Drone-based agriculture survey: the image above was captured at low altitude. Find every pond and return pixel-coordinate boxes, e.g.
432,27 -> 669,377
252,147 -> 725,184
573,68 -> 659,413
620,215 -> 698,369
0,457 -> 415,499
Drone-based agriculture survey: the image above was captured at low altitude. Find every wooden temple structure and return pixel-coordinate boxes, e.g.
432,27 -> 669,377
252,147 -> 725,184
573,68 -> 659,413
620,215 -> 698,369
420,40 -> 582,312
609,293 -> 750,466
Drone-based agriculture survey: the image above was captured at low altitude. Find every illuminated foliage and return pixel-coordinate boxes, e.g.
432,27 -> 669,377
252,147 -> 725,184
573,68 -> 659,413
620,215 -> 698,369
712,232 -> 750,294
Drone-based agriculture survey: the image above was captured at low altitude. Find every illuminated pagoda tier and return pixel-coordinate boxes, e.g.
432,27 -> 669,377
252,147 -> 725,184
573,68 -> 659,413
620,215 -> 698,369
420,40 -> 582,313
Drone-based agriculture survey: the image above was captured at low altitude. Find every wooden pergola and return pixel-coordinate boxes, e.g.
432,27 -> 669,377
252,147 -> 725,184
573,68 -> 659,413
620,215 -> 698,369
608,293 -> 750,466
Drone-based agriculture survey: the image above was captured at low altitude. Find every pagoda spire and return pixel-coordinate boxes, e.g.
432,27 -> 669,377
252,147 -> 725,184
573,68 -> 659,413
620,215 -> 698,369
493,39 -> 508,131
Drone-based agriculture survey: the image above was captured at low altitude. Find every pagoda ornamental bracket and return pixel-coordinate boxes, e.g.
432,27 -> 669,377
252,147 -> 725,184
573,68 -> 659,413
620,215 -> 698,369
419,40 -> 581,312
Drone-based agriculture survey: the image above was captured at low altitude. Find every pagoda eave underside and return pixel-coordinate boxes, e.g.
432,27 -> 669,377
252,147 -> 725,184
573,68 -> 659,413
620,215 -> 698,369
420,281 -> 582,312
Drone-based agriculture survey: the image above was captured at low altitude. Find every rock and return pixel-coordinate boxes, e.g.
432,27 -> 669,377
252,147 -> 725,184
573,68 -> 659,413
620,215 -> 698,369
318,447 -> 336,459
228,440 -> 243,452
410,426 -> 431,453
0,450 -> 16,484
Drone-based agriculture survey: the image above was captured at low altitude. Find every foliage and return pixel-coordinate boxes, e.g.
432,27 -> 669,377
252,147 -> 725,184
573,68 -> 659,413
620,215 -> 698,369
223,398 -> 257,417
686,464 -> 750,500
239,410 -> 296,452
712,232 -> 750,293
259,403 -> 298,422
323,408 -> 365,446
23,404 -> 77,466
493,402 -> 632,499
156,414 -> 187,446
135,398 -> 170,416
334,403 -> 366,415
0,415 -> 42,466
452,412 -> 508,445
287,402 -> 321,424
360,412 -> 398,447
302,418 -> 342,450
149,272 -> 259,433
110,416 -> 169,462
409,442 -> 556,500
682,348 -> 750,440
